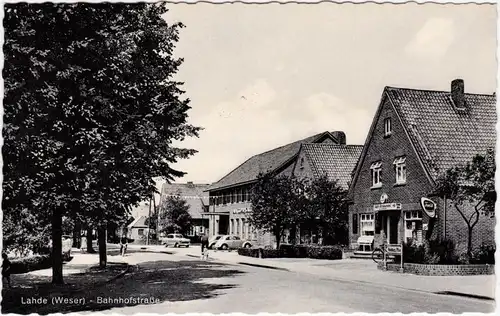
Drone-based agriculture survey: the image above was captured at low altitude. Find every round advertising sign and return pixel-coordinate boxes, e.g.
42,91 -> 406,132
420,197 -> 436,218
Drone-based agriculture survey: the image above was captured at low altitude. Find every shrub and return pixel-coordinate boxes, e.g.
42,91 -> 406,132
10,255 -> 52,274
279,244 -> 308,258
237,248 -> 259,258
262,249 -> 280,258
471,244 -> 495,264
307,245 -> 343,260
428,239 -> 458,264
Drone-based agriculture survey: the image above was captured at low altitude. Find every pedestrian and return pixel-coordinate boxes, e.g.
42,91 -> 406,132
80,234 -> 87,253
120,235 -> 128,256
201,233 -> 209,260
2,253 -> 12,288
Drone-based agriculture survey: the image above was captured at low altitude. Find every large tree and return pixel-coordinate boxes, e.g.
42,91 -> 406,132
3,3 -> 199,283
304,175 -> 349,246
434,152 -> 495,260
249,173 -> 307,249
158,195 -> 193,236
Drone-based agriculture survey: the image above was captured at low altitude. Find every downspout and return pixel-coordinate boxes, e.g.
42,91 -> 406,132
443,195 -> 447,240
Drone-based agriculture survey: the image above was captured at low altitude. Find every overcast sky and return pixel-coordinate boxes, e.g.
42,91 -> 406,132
158,2 -> 496,187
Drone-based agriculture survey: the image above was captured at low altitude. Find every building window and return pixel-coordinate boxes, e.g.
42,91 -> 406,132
384,118 -> 392,136
394,156 -> 407,184
370,161 -> 382,188
360,214 -> 375,236
404,211 -> 423,244
138,229 -> 144,236
230,219 -> 234,234
236,188 -> 242,203
235,219 -> 240,234
299,157 -> 305,169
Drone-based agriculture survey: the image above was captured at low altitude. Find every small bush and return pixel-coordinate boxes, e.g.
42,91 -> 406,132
472,244 -> 495,264
279,244 -> 308,258
307,245 -> 343,260
10,255 -> 52,274
262,249 -> 280,258
237,248 -> 259,258
428,239 -> 458,264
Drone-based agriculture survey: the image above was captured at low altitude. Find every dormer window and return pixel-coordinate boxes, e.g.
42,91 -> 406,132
393,156 -> 407,184
370,161 -> 382,188
384,118 -> 392,136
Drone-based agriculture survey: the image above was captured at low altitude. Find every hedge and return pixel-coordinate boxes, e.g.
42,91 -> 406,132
238,244 -> 343,260
10,255 -> 52,274
237,248 -> 280,258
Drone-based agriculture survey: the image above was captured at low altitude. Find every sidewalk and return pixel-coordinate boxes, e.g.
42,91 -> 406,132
185,248 -> 496,300
3,253 -> 130,314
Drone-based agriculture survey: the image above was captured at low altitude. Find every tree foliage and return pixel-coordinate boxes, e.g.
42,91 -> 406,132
158,195 -> 193,236
3,3 -> 199,283
434,152 -> 496,259
249,173 -> 308,249
305,174 -> 349,245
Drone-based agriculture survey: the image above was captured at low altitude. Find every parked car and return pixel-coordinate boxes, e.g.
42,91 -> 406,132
162,234 -> 190,248
48,235 -> 73,261
214,235 -> 252,250
208,235 -> 224,249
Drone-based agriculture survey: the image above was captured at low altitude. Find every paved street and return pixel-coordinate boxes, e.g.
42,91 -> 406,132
64,251 -> 494,314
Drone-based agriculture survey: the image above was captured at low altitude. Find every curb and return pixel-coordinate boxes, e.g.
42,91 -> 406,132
435,291 -> 495,301
237,262 -> 289,271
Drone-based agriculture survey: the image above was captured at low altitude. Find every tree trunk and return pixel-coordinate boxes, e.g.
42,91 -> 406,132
98,226 -> 107,268
467,226 -> 473,260
87,227 -> 95,253
73,219 -> 82,248
51,207 -> 64,284
275,228 -> 281,250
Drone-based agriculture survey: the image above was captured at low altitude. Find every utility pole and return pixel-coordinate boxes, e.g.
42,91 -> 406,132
147,195 -> 152,246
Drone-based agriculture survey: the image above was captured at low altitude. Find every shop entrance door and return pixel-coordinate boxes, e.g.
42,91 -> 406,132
386,215 -> 399,244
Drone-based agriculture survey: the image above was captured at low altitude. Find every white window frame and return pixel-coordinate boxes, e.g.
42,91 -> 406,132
404,210 -> 423,244
370,161 -> 382,188
360,213 -> 375,236
384,118 -> 392,136
394,156 -> 407,184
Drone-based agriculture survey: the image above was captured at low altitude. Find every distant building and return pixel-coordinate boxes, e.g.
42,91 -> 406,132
205,131 -> 352,247
348,79 -> 496,254
159,182 -> 209,237
127,216 -> 149,243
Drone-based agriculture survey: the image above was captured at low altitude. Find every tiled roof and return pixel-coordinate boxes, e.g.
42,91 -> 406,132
302,144 -> 364,189
386,87 -> 496,179
160,183 -> 209,219
128,216 -> 148,228
207,131 -> 336,191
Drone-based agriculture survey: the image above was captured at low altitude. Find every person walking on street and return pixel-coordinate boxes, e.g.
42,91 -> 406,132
120,235 -> 128,256
80,234 -> 87,253
201,233 -> 209,260
2,253 -> 12,288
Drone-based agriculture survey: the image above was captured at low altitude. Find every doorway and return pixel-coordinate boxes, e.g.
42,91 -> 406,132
386,215 -> 399,244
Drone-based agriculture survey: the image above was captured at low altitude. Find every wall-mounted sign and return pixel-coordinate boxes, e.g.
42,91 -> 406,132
380,193 -> 389,204
233,208 -> 252,215
420,197 -> 436,218
373,203 -> 402,211
422,223 -> 429,231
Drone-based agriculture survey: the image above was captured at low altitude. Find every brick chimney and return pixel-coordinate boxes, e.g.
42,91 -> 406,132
187,181 -> 194,187
451,79 -> 465,109
332,131 -> 346,145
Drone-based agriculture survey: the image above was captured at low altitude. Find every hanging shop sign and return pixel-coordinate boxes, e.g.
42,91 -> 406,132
373,203 -> 402,211
420,197 -> 436,218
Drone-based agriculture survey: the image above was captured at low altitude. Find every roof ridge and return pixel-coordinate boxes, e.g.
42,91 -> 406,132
208,131 -> 331,189
385,86 -> 495,97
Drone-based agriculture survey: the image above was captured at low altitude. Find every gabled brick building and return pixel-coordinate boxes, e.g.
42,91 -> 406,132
347,79 -> 496,254
205,131 -> 348,246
